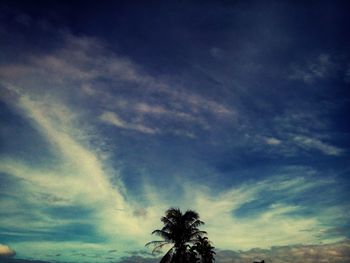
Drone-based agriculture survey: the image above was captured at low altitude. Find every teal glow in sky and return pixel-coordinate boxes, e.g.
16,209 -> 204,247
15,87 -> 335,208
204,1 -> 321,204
0,1 -> 350,262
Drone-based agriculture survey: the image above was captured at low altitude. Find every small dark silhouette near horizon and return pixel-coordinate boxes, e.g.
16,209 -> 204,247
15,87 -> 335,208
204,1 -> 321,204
146,207 -> 216,263
253,260 -> 265,263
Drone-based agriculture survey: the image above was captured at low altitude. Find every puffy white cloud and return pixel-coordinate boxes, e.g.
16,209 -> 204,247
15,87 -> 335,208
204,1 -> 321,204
264,137 -> 282,146
0,244 -> 16,258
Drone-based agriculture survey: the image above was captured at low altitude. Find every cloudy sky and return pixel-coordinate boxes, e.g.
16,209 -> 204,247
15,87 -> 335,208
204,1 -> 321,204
0,1 -> 350,262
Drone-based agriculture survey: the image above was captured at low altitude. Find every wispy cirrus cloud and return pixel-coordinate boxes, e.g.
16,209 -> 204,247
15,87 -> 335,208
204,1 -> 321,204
0,86 -> 154,261
140,166 -> 347,251
0,30 -> 349,262
0,33 -> 234,261
293,135 -> 344,156
0,96 -> 347,261
288,53 -> 350,85
99,111 -> 159,134
5,31 -> 345,159
0,85 -> 346,259
257,133 -> 344,156
0,32 -> 234,139
250,104 -> 345,157
289,54 -> 335,84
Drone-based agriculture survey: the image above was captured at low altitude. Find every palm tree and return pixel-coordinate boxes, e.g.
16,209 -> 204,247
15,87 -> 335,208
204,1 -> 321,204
192,236 -> 216,263
146,208 -> 206,263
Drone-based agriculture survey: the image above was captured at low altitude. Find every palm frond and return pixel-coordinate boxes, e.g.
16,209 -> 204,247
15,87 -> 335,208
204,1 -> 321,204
159,247 -> 174,263
145,240 -> 172,254
151,229 -> 172,240
189,230 -> 207,238
183,210 -> 200,220
145,240 -> 168,247
165,207 -> 182,218
189,219 -> 205,228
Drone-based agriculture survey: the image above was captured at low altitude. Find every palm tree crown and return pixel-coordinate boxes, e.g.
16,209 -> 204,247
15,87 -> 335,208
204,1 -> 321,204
146,207 -> 207,263
192,236 -> 216,263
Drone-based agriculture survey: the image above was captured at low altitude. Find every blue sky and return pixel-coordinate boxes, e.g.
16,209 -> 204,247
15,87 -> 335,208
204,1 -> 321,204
0,1 -> 350,262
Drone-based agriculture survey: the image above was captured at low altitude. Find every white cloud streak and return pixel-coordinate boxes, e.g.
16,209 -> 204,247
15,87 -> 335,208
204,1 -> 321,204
264,137 -> 282,146
0,87 -> 150,248
289,54 -> 335,84
99,111 -> 159,134
141,170 -> 343,251
294,135 -> 344,156
255,108 -> 345,157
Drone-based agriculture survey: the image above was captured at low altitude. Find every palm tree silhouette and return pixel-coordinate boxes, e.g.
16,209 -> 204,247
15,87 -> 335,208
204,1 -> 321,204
192,236 -> 216,263
146,207 -> 207,263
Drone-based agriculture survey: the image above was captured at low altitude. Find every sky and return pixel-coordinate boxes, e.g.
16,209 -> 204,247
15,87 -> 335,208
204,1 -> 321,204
0,0 -> 350,262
